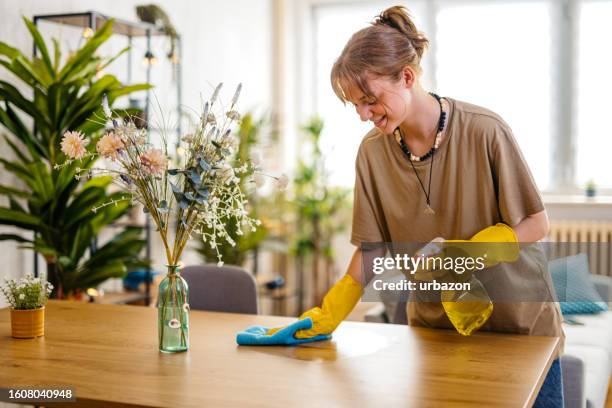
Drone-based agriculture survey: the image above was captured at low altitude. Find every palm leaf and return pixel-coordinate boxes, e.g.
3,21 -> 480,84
22,17 -> 54,77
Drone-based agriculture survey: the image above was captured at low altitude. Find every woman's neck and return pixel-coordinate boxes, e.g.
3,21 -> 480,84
397,88 -> 440,144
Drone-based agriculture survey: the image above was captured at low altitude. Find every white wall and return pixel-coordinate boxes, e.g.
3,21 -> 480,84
0,0 -> 274,306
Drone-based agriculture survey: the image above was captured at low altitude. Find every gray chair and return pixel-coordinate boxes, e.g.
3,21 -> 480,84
181,264 -> 258,314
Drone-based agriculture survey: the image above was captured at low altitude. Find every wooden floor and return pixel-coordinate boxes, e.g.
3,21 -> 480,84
607,376 -> 612,408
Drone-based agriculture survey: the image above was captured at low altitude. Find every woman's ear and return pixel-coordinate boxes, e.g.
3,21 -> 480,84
402,66 -> 416,89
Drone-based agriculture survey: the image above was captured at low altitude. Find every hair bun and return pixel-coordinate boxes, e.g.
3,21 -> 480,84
374,6 -> 428,59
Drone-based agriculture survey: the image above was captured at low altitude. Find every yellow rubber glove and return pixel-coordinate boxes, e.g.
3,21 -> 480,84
267,274 -> 363,339
445,223 -> 519,267
413,224 -> 519,281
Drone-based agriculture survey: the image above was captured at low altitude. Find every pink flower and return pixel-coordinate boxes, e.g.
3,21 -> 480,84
275,174 -> 289,191
60,131 -> 88,159
96,132 -> 124,160
140,148 -> 166,175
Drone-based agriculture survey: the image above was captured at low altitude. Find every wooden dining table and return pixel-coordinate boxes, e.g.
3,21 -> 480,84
0,300 -> 559,408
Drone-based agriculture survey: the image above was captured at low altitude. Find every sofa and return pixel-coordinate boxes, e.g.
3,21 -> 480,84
366,274 -> 612,408
561,275 -> 612,408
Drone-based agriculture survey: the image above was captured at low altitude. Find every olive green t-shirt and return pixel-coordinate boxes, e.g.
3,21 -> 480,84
351,98 -> 564,346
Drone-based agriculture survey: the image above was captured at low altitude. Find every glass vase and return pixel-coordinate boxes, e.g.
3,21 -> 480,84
157,265 -> 189,353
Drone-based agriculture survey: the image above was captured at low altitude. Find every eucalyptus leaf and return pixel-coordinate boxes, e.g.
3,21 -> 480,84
170,181 -> 181,194
188,170 -> 201,185
199,158 -> 211,172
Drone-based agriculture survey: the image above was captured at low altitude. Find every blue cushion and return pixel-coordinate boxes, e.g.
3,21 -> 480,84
549,254 -> 608,315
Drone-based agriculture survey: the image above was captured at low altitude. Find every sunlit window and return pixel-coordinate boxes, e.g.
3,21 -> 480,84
436,2 -> 552,189
576,1 -> 612,188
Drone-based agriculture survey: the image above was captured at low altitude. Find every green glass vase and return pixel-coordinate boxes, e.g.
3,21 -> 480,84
157,265 -> 189,353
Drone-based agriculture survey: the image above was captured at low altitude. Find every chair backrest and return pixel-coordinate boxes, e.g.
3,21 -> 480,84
181,265 -> 258,314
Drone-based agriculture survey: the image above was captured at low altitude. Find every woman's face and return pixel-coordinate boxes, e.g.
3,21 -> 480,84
345,74 -> 411,135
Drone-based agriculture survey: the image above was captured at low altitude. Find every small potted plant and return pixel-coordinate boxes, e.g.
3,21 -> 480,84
1,274 -> 53,338
585,179 -> 597,197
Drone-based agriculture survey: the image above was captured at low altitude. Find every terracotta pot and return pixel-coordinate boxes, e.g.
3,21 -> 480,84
10,307 -> 45,338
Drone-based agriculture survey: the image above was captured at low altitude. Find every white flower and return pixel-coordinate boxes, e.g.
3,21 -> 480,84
181,134 -> 195,144
18,293 -> 25,300
226,110 -> 241,121
168,318 -> 181,329
60,131 -> 88,159
102,95 -> 112,118
217,261 -> 224,267
182,303 -> 190,313
275,174 -> 289,191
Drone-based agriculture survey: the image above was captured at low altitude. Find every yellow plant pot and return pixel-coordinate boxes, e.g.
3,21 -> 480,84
10,307 -> 45,338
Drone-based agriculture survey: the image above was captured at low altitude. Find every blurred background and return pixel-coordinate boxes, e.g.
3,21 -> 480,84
1,0 -> 611,317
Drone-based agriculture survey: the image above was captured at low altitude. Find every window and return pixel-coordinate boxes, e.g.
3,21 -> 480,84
436,2 -> 552,189
576,1 -> 612,188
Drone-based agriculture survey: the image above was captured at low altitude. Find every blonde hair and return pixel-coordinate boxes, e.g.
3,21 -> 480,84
331,5 -> 429,104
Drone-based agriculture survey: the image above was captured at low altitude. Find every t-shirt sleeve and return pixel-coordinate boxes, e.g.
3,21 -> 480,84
350,141 -> 387,246
489,122 -> 545,227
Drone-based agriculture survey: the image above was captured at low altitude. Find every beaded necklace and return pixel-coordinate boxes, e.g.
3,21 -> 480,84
395,93 -> 446,215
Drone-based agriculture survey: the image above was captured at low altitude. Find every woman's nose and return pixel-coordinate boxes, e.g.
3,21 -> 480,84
356,104 -> 372,122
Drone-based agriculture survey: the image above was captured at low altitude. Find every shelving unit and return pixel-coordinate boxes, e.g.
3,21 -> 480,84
31,11 -> 183,305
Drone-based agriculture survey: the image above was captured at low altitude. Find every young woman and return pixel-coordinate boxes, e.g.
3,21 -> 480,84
264,5 -> 564,406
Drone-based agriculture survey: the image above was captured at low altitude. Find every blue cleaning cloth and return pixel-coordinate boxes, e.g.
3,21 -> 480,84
236,317 -> 331,346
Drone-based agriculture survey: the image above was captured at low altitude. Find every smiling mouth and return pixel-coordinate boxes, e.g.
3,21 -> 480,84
372,116 -> 386,127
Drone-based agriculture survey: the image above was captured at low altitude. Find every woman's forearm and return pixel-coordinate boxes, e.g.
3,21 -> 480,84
512,210 -> 550,243
348,246 -> 387,285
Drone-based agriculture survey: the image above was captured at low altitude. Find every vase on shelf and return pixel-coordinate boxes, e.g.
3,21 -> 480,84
157,265 -> 189,353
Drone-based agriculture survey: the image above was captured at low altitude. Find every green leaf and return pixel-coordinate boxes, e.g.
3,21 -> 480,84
51,38 -> 60,73
58,19 -> 114,81
0,233 -> 32,243
0,158 -> 37,190
0,80 -> 51,130
4,103 -> 46,159
107,83 -> 152,99
0,42 -> 20,60
0,184 -> 29,198
0,207 -> 41,230
12,56 -> 46,86
22,17 -> 54,77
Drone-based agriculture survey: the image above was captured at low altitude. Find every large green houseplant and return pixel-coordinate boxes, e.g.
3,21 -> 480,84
0,18 -> 150,298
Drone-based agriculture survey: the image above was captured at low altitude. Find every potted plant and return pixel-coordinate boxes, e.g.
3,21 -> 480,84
0,18 -> 151,298
292,116 -> 351,308
585,179 -> 597,197
1,274 -> 53,338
